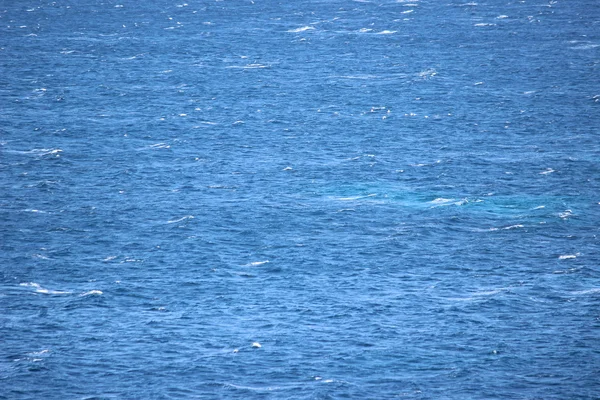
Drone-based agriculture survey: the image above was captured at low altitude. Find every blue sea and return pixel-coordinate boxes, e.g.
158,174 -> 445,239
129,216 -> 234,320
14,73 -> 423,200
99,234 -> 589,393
1,0 -> 599,398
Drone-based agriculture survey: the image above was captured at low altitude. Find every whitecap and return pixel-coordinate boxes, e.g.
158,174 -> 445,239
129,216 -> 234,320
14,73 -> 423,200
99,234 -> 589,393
226,63 -> 268,69
418,68 -> 437,78
472,288 -> 505,296
377,30 -> 397,34
358,28 -> 373,33
36,288 -> 71,295
29,349 -> 50,355
245,260 -> 270,267
337,194 -> 377,201
489,224 -> 524,231
80,290 -> 103,296
167,215 -> 194,224
148,143 -> 170,149
539,168 -> 555,175
558,254 -> 577,260
474,23 -> 496,27
558,210 -> 573,219
20,283 -> 71,295
32,254 -> 50,260
401,10 -> 414,14
288,26 -> 315,33
429,198 -> 455,205
20,148 -> 62,156
20,282 -> 41,288
502,224 -> 524,230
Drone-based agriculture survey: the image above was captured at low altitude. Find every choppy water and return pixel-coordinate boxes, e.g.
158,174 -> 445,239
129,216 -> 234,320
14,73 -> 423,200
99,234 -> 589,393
1,0 -> 600,398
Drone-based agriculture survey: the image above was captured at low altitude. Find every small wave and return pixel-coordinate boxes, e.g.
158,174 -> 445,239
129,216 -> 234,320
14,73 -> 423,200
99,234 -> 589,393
418,68 -> 437,78
20,282 -> 41,288
80,290 -> 103,296
28,349 -> 50,356
570,43 -> 599,50
489,224 -> 524,231
472,288 -> 505,296
558,210 -> 573,219
32,254 -> 51,260
288,26 -> 315,33
36,288 -> 71,295
167,215 -> 194,224
337,194 -> 377,201
223,383 -> 280,392
429,197 -> 454,204
334,74 -> 380,80
10,148 -> 62,156
226,63 -> 268,69
20,282 -> 71,295
429,198 -> 468,207
504,224 -> 524,230
449,288 -> 507,301
148,143 -> 170,149
572,288 -> 600,295
244,260 -> 270,267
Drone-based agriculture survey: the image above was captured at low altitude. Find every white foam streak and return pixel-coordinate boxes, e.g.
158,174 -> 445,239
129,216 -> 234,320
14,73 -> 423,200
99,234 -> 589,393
288,26 -> 315,33
20,282 -> 71,295
167,215 -> 194,224
572,288 -> 600,295
337,194 -> 377,201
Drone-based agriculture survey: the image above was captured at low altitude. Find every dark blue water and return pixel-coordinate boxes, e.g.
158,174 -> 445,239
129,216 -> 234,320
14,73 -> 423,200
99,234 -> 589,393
2,0 -> 600,398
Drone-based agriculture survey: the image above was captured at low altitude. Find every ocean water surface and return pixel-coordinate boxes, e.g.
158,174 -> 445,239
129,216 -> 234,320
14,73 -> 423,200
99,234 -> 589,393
1,0 -> 600,398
